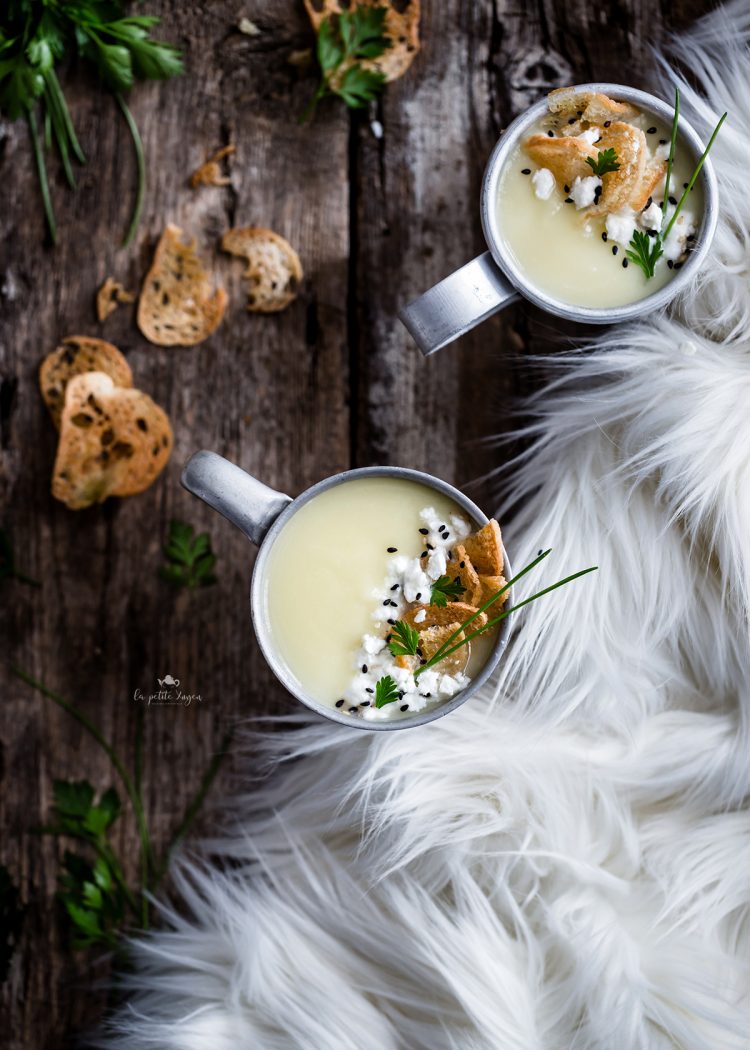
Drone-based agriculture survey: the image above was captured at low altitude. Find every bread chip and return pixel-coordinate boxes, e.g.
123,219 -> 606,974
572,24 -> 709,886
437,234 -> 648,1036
476,575 -> 509,619
303,0 -> 420,82
630,157 -> 667,212
444,544 -> 482,606
417,623 -> 468,675
463,519 -> 504,576
548,88 -> 640,125
96,278 -> 135,322
221,227 -> 303,313
403,602 -> 487,632
137,225 -> 227,346
596,122 -> 647,213
523,135 -> 598,188
52,372 -> 172,509
189,145 -> 236,189
39,337 -> 133,430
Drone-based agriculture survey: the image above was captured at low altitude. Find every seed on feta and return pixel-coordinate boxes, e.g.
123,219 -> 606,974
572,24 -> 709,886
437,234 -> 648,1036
570,175 -> 601,209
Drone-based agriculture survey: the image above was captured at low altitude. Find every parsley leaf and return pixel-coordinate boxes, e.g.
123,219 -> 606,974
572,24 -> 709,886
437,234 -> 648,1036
374,674 -> 400,708
387,620 -> 419,658
626,228 -> 663,280
430,574 -> 465,608
586,148 -> 620,177
160,520 -> 218,590
304,3 -> 391,120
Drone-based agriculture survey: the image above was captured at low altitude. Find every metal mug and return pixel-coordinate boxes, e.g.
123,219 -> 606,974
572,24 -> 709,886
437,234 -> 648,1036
181,451 -> 513,731
399,81 -> 720,356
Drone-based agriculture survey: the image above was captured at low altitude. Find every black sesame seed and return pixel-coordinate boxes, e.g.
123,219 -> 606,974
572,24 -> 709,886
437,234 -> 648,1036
348,706 -> 359,713
398,691 -> 405,698
601,231 -> 608,242
669,196 -> 677,206
443,532 -> 450,540
416,647 -> 424,657
382,599 -> 390,607
389,599 -> 398,607
423,692 -> 432,699
603,120 -> 611,127
421,551 -> 428,559
335,699 -> 345,708
400,704 -> 409,712
674,261 -> 684,269
595,138 -> 602,144
447,550 -> 453,560
647,228 -> 657,237
426,543 -> 434,550
622,258 -> 628,268
547,130 -> 554,137
537,549 -> 543,556
387,618 -> 395,625
365,687 -> 374,694
687,233 -> 696,242
564,184 -> 571,193
361,700 -> 371,707
459,561 -> 465,569
564,197 -> 574,204
567,117 -> 576,125
419,527 -> 429,535
683,182 -> 688,189
415,592 -> 422,601
659,139 -> 667,145
385,633 -> 392,643
667,259 -> 674,269
387,546 -> 397,553
521,168 -> 531,175
612,245 -> 618,256
647,126 -> 657,134
390,584 -> 399,591
420,658 -> 426,665
362,664 -> 368,673
643,197 -> 652,210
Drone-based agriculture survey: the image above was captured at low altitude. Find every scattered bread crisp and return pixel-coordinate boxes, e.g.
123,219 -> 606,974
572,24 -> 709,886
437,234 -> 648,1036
463,519 -> 504,577
96,278 -> 135,322
52,372 -> 172,510
417,623 -> 468,675
444,544 -> 482,606
476,575 -> 509,619
548,88 -> 640,125
189,145 -> 236,189
523,135 -> 598,188
137,225 -> 227,346
596,122 -> 647,213
39,337 -> 133,430
403,602 -> 487,632
221,227 -> 303,313
303,0 -> 420,82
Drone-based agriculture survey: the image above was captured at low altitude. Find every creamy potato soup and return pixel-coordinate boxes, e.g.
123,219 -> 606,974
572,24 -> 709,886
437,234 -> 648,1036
262,476 -> 504,722
496,87 -> 704,308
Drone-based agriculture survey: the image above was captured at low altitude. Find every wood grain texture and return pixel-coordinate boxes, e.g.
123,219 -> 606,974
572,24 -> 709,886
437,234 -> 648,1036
0,0 -> 712,1044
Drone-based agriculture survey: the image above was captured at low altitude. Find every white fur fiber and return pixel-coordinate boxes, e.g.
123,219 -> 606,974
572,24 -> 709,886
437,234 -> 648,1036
101,8 -> 750,1049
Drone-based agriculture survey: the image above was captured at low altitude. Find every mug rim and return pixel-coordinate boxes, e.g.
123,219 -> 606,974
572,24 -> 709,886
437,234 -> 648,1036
250,465 -> 513,731
480,81 -> 720,324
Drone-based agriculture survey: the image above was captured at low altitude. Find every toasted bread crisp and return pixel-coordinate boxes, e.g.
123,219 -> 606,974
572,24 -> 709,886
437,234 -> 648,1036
39,337 -> 133,430
189,144 -> 236,189
52,372 -> 172,510
221,227 -> 303,313
96,278 -> 135,322
137,225 -> 227,346
523,135 -> 598,188
444,544 -> 482,606
303,0 -> 420,82
476,575 -> 509,619
596,122 -> 647,213
417,623 -> 468,675
403,601 -> 487,632
463,519 -> 504,577
548,88 -> 640,125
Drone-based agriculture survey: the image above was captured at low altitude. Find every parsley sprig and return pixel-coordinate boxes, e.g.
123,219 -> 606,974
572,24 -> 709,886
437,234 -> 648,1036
387,619 -> 419,658
627,89 -> 727,280
303,5 -> 391,121
430,574 -> 465,607
0,1 -> 182,245
160,520 -> 218,590
374,674 -> 400,708
586,147 -> 620,177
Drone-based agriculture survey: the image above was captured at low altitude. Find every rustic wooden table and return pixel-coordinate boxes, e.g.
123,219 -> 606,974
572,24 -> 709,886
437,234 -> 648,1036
0,1 -> 710,1045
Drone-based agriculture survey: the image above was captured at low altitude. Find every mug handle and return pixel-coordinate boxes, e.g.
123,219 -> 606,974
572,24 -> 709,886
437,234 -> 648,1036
181,451 -> 292,546
399,251 -> 519,356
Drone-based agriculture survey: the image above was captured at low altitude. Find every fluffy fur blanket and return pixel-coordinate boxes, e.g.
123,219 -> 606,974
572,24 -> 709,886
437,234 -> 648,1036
102,6 -> 750,1048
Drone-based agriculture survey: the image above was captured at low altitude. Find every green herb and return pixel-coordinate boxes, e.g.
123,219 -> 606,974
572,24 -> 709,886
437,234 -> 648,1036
0,865 -> 25,983
625,228 -> 663,280
0,526 -> 40,587
160,520 -> 218,590
303,4 -> 391,121
11,665 -> 233,950
586,148 -> 620,177
374,674 -> 400,708
0,1 -> 183,245
430,574 -> 465,607
413,550 -> 598,680
627,90 -> 726,280
387,620 -> 419,658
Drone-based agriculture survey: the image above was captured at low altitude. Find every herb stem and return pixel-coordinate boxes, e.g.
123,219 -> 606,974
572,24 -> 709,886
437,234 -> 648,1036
662,88 -> 680,221
27,108 -> 56,244
47,67 -> 86,164
115,92 -> 146,248
662,110 -> 726,244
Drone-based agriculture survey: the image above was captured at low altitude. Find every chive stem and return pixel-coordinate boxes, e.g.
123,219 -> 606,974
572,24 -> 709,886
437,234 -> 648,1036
661,88 -> 680,224
662,109 -> 726,244
27,108 -> 56,244
115,92 -> 146,248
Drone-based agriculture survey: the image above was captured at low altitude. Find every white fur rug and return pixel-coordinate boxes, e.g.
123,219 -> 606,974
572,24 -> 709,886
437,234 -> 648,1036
102,7 -> 750,1048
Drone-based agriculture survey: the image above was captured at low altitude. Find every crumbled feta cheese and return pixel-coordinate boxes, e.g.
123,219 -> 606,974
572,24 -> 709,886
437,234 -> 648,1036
655,142 -> 671,161
362,634 -> 386,656
570,175 -> 601,209
532,167 -> 555,200
605,207 -> 637,247
414,609 -> 427,624
662,209 -> 697,262
640,201 -> 663,232
425,548 -> 447,581
576,127 -> 601,146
